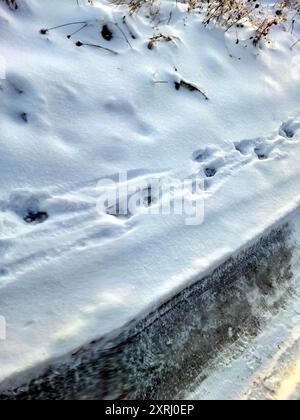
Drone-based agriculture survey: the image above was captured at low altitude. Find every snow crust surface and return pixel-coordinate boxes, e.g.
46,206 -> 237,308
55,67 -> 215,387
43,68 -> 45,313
0,0 -> 300,385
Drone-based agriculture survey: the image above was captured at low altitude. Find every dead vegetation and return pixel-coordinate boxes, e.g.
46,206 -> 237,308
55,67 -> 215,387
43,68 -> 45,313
148,33 -> 175,49
114,0 -> 153,13
113,1 -> 300,46
175,79 -> 209,100
1,0 -> 18,10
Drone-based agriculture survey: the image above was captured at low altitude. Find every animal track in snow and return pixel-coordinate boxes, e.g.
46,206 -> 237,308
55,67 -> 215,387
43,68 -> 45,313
234,116 -> 300,161
192,117 -> 300,191
1,72 -> 48,126
204,167 -> 217,178
5,190 -> 50,224
192,147 -> 215,163
24,211 -> 49,224
0,172 -> 165,282
234,138 -> 279,161
1,114 -> 299,282
104,181 -> 159,220
280,118 -> 300,139
0,187 -> 126,281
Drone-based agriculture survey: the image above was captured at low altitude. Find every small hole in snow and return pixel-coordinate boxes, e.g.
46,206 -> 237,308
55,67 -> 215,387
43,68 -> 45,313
235,144 -> 243,154
21,112 -> 28,123
256,153 -> 267,160
101,25 -> 113,41
205,168 -> 217,178
282,127 -> 294,138
174,82 -> 181,91
143,186 -> 156,208
192,149 -> 211,162
24,211 -> 49,224
254,147 -> 268,160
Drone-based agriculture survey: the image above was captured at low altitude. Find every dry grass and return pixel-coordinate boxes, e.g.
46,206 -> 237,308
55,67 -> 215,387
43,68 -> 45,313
113,0 -> 152,13
112,1 -> 300,45
1,0 -> 18,10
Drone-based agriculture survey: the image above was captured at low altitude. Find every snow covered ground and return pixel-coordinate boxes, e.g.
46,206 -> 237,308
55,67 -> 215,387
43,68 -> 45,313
0,0 -> 300,395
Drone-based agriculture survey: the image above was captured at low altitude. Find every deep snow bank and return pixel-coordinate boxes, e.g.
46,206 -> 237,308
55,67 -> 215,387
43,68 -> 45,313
0,0 -> 300,390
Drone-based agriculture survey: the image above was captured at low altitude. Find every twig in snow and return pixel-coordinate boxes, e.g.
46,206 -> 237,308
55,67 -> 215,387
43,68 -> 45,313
122,16 -> 137,40
67,23 -> 88,39
76,41 -> 119,55
175,80 -> 209,100
40,21 -> 87,35
291,37 -> 300,49
224,10 -> 252,33
109,21 -> 133,48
